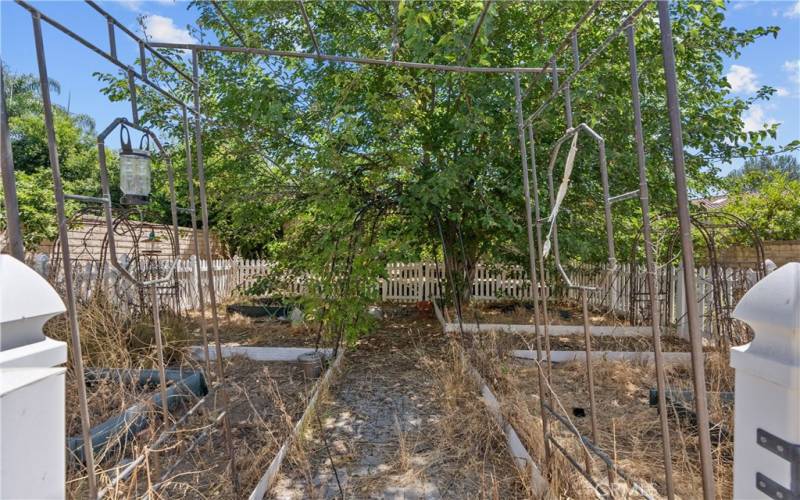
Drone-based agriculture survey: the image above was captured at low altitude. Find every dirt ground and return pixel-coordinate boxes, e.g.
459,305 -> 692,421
472,332 -> 734,499
149,358 -> 312,498
272,308 -> 530,499
460,300 -> 634,327
506,332 -> 692,353
187,308 -> 321,347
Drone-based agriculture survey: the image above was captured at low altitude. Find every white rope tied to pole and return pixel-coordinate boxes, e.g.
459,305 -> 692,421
543,131 -> 579,258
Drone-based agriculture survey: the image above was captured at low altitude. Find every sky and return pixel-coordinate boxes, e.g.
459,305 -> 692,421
1,0 -> 799,175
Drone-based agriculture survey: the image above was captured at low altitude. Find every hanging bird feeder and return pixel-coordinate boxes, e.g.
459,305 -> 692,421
118,124 -> 152,205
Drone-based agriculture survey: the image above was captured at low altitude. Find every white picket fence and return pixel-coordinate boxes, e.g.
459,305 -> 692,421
382,262 -> 534,302
36,255 -> 763,339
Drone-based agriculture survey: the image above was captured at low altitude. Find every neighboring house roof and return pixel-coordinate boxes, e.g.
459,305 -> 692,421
692,194 -> 730,210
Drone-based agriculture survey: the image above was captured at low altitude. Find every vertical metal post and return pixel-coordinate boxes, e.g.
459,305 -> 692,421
106,17 -> 116,59
598,140 -> 616,271
192,49 -> 240,493
0,66 -> 25,260
150,285 -> 170,423
138,41 -> 147,79
165,157 -> 180,311
182,106 -> 212,375
581,288 -> 616,489
127,68 -> 138,125
31,12 -> 98,498
580,288 -> 597,476
527,124 -> 553,379
571,32 -> 580,70
514,72 -> 551,469
552,57 -> 573,129
657,3 -> 716,498
626,23 -> 675,500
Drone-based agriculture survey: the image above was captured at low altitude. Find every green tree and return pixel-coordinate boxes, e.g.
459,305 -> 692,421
725,170 -> 800,240
94,1 -> 792,339
1,66 -> 102,248
727,154 -> 800,190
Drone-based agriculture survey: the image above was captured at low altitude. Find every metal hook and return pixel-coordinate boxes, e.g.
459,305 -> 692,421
120,123 -> 132,152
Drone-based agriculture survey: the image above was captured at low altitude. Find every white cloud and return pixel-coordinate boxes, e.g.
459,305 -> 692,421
117,0 -> 174,11
784,59 -> 800,85
118,0 -> 143,11
776,87 -> 790,97
141,14 -> 196,45
784,0 -> 800,17
726,64 -> 759,93
742,104 -> 779,132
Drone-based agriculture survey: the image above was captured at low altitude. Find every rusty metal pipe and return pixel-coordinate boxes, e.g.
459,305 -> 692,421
515,72 -> 552,469
656,3 -> 715,497
626,23 -> 675,500
31,11 -> 98,497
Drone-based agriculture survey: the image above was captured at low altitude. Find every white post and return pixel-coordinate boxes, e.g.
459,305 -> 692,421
0,255 -> 68,500
730,262 -> 800,499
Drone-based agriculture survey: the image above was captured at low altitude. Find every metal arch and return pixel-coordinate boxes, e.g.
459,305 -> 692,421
542,123 -> 617,290
520,0 -> 603,103
84,0 -> 194,84
654,209 -> 768,347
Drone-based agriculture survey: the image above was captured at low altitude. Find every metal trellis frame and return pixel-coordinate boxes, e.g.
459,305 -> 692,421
10,0 -> 716,498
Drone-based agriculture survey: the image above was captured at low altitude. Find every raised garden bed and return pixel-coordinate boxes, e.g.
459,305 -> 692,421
469,337 -> 734,499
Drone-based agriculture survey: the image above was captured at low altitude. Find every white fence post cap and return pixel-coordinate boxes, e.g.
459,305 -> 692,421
0,255 -> 66,350
731,262 -> 800,385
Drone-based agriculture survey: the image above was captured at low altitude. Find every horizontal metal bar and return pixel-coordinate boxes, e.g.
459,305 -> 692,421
547,435 -> 606,497
84,0 -> 194,84
525,0 -> 651,125
609,189 -> 640,203
14,0 -> 198,115
64,193 -> 110,204
149,41 -> 558,74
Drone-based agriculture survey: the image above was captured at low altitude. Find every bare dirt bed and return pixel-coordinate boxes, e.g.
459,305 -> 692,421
472,333 -> 734,499
460,300 -> 634,327
65,357 -> 317,498
187,308 -> 320,347
150,357 -> 313,498
506,332 -> 692,353
272,308 -> 530,499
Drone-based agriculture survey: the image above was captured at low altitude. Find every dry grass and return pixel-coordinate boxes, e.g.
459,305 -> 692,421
418,342 -> 534,499
53,293 -> 315,498
471,330 -> 734,499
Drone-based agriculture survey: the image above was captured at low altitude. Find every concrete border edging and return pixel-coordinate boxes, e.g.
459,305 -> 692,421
444,322 -> 654,336
511,349 -> 694,365
190,345 -> 333,362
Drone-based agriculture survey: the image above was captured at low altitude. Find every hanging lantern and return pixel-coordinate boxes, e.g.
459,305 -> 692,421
119,124 -> 152,205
